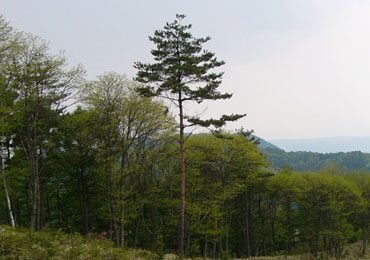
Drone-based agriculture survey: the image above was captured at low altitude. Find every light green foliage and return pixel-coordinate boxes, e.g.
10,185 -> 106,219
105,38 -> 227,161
184,133 -> 267,257
267,170 -> 306,254
80,71 -> 177,247
0,225 -> 158,259
294,172 -> 361,257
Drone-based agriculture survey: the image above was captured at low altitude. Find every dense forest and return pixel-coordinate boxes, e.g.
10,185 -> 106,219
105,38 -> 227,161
2,13 -> 370,260
261,146 -> 370,172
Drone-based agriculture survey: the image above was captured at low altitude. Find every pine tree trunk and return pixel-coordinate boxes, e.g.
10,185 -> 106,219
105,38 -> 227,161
178,98 -> 186,259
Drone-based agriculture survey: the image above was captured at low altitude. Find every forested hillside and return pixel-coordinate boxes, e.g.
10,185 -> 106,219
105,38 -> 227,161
3,13 -> 370,260
262,147 -> 370,172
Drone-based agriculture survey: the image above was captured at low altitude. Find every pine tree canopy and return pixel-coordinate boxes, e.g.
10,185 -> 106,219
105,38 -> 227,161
134,14 -> 245,129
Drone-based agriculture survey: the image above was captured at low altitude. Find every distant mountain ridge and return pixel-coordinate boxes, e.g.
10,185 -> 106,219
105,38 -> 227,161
255,136 -> 370,172
268,136 -> 370,153
253,135 -> 283,150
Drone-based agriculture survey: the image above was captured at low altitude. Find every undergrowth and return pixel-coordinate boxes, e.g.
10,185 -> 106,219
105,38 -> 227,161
1,225 -> 370,260
0,225 -> 157,259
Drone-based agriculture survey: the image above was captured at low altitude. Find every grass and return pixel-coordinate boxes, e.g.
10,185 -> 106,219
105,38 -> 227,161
231,241 -> 369,260
0,225 -> 157,259
1,224 -> 370,260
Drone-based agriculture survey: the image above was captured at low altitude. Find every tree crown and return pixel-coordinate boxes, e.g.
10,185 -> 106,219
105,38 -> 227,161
135,14 -> 245,129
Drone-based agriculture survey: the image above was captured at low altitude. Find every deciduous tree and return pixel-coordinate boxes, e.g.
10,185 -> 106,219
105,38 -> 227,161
8,34 -> 84,230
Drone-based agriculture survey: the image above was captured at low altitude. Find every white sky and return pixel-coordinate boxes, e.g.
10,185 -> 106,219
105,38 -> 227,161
3,0 -> 370,140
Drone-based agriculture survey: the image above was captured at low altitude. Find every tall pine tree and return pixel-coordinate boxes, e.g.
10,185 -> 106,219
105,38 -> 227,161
134,14 -> 245,258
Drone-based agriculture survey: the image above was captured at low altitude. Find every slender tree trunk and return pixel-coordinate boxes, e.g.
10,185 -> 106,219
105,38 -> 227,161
134,217 -> 139,249
245,191 -> 251,257
109,200 -> 119,246
38,178 -> 45,230
109,218 -> 113,240
258,197 -> 267,256
46,187 -> 51,221
133,192 -> 139,249
286,199 -> 292,255
29,146 -> 40,230
236,222 -> 242,258
81,167 -> 89,235
104,143 -> 119,246
25,176 -> 30,223
1,114 -> 15,228
56,181 -> 62,227
313,214 -> 322,257
37,192 -> 41,230
178,97 -> 186,259
151,205 -> 158,250
270,203 -> 276,254
1,141 -> 15,227
204,236 -> 208,260
119,151 -> 128,247
362,216 -> 367,255
108,180 -> 119,247
28,114 -> 41,231
225,221 -> 229,257
187,230 -> 191,257
28,114 -> 38,230
16,198 -> 21,226
119,175 -> 125,247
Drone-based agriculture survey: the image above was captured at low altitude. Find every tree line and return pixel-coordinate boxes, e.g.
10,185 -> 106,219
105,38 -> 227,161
2,13 -> 370,259
263,148 -> 370,172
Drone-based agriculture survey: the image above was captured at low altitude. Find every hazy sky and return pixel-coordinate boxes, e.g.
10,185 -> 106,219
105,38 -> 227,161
3,0 -> 370,140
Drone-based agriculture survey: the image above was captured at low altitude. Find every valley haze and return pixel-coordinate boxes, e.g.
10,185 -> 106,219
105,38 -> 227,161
268,136 -> 370,153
